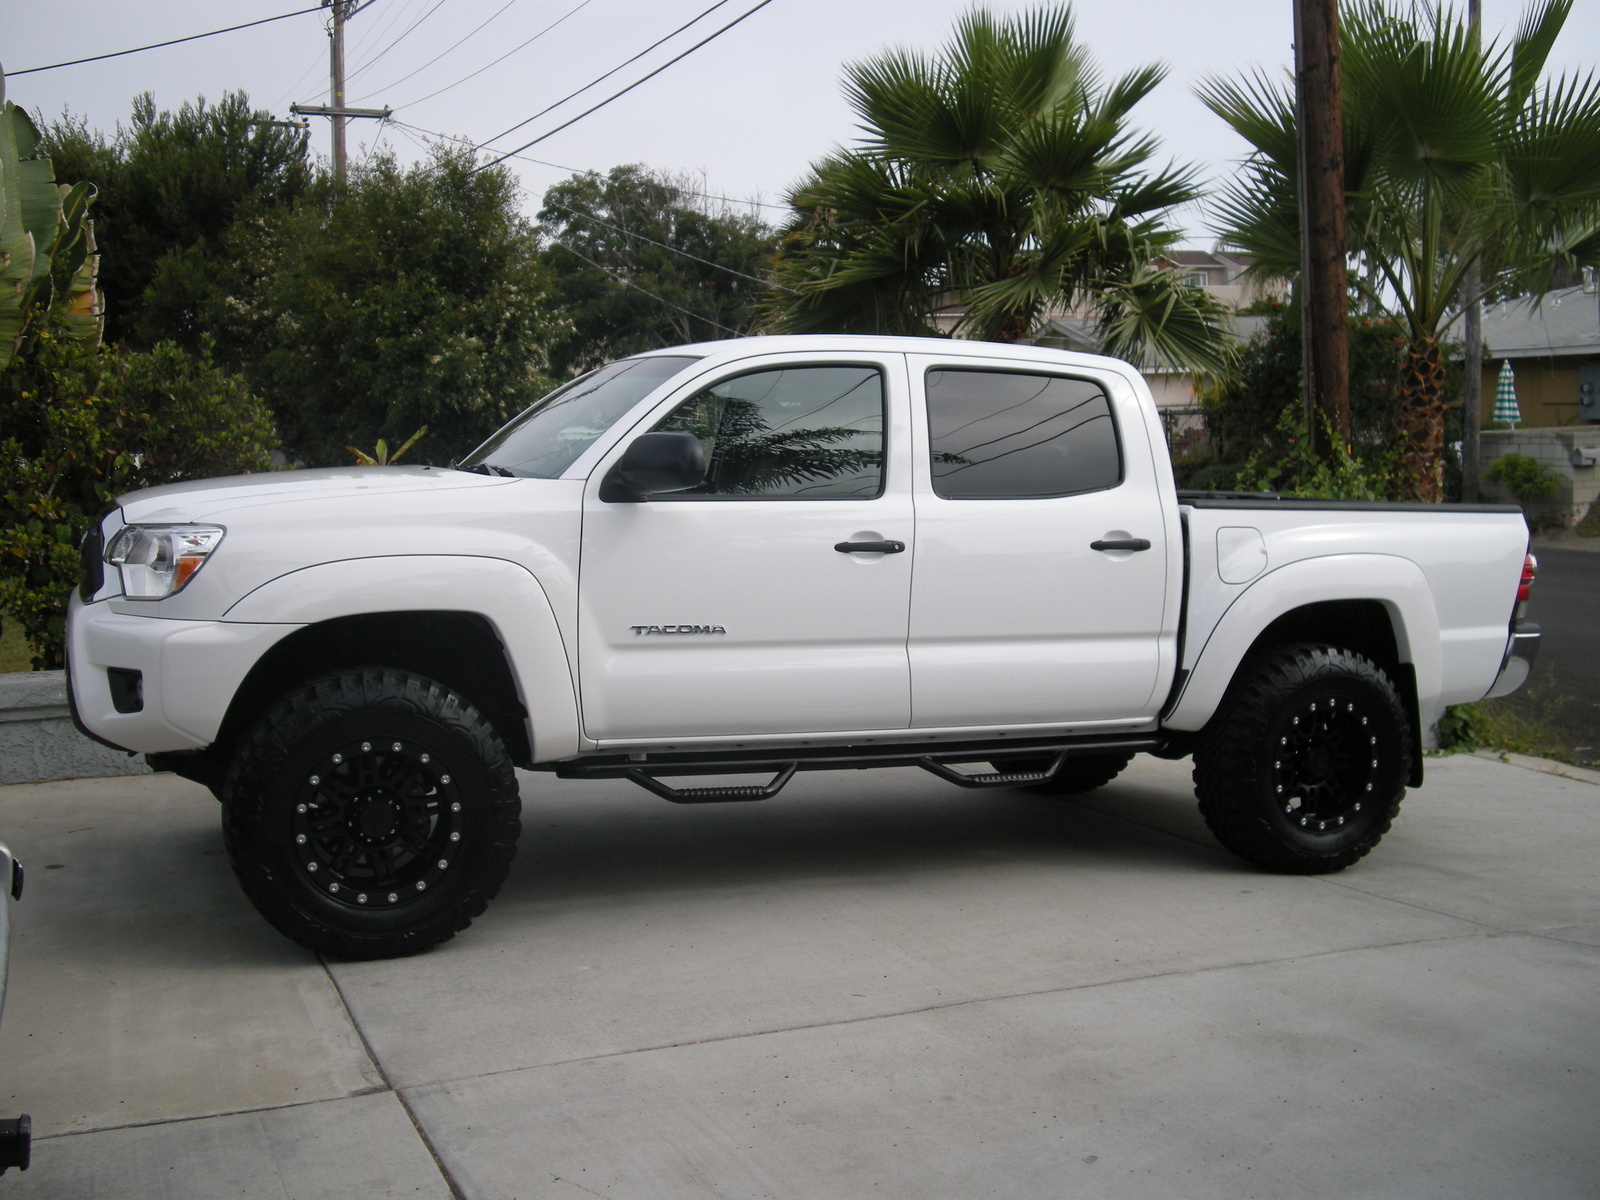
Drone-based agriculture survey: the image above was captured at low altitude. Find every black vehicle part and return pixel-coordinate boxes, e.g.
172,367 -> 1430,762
223,668 -> 521,959
989,751 -> 1135,795
626,763 -> 797,803
561,736 -> 1158,800
1193,642 -> 1410,874
598,431 -> 705,502
0,1115 -> 30,1172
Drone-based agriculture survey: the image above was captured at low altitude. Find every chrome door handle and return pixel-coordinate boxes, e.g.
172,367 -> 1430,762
1090,538 -> 1152,552
834,540 -> 905,554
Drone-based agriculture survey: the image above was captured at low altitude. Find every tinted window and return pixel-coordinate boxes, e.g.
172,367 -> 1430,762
925,368 -> 1121,499
463,355 -> 698,478
651,365 -> 884,498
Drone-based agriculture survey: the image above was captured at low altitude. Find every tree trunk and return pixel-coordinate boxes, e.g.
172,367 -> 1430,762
1394,334 -> 1446,502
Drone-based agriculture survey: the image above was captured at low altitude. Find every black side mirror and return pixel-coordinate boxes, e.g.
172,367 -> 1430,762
599,431 -> 706,503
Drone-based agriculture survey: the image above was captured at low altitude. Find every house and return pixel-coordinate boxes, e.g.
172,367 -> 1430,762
1451,279 -> 1600,429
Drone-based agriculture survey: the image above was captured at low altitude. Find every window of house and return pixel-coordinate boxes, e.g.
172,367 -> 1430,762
651,364 -> 885,498
925,368 -> 1122,500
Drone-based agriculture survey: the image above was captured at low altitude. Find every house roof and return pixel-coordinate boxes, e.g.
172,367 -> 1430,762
1450,285 -> 1600,360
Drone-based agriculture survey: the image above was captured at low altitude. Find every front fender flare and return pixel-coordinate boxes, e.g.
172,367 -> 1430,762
1163,553 -> 1439,733
224,555 -> 580,761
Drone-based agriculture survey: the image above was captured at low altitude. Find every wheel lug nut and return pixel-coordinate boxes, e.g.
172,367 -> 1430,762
361,742 -> 371,752
332,753 -> 343,764
450,831 -> 460,842
392,742 -> 402,752
387,892 -> 398,903
438,859 -> 448,870
420,754 -> 430,764
296,804 -> 307,814
296,834 -> 307,844
309,775 -> 320,786
415,880 -> 426,891
307,862 -> 318,872
451,802 -> 461,812
357,893 -> 367,904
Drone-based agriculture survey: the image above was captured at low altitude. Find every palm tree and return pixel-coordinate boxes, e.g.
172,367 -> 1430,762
1201,0 -> 1600,501
764,6 -> 1234,373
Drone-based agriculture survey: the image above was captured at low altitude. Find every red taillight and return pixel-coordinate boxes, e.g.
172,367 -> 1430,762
1516,553 -> 1536,618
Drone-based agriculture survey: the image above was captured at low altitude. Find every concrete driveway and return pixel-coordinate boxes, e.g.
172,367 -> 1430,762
0,752 -> 1595,1199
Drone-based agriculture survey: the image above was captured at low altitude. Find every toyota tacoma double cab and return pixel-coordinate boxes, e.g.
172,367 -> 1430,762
66,335 -> 1541,958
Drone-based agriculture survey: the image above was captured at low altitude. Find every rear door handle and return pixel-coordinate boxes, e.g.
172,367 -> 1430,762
835,540 -> 906,554
1090,538 -> 1152,552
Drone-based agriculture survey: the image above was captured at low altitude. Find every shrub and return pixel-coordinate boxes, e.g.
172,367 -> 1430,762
0,331 -> 277,667
1484,453 -> 1560,502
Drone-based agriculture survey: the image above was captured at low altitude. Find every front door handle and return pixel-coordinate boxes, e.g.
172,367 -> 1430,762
835,540 -> 906,554
1090,538 -> 1152,552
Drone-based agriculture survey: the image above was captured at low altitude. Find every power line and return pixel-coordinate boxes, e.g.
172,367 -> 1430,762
547,238 -> 747,337
392,120 -> 787,213
473,0 -> 734,149
477,0 -> 779,171
376,0 -> 598,108
542,198 -> 790,291
345,0 -> 452,83
11,6 -> 325,75
349,0 -> 519,97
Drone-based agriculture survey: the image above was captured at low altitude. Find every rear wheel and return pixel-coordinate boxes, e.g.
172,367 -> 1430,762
1193,643 -> 1409,874
222,668 -> 521,959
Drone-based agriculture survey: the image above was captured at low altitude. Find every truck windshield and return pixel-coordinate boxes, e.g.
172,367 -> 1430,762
460,355 -> 701,478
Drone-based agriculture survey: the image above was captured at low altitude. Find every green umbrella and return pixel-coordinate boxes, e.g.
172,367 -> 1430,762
1493,359 -> 1521,427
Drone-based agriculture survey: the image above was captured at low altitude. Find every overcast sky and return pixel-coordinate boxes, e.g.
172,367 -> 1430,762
9,0 -> 1598,243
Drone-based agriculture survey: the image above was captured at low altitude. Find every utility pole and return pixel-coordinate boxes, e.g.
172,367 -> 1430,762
1293,0 -> 1350,458
291,1 -> 389,186
1460,0 -> 1484,502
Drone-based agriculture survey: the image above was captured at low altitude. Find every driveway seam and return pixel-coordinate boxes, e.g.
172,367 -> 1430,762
394,923 -> 1511,1094
321,955 -> 467,1200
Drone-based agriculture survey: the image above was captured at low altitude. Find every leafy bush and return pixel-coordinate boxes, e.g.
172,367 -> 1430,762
1231,405 -> 1397,500
0,331 -> 277,667
1484,453 -> 1560,502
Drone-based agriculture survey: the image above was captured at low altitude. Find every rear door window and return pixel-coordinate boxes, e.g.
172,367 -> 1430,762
924,368 -> 1122,499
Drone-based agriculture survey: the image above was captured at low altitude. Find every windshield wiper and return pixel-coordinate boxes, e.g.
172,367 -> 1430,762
456,461 -> 517,477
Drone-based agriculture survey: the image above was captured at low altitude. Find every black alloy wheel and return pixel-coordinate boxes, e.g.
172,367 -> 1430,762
223,668 -> 521,959
1193,643 -> 1410,874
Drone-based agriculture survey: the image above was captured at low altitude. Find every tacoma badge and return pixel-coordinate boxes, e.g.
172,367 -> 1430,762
631,625 -> 728,635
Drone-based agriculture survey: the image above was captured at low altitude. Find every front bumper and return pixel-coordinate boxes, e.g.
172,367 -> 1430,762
1483,620 -> 1540,701
67,592 -> 301,754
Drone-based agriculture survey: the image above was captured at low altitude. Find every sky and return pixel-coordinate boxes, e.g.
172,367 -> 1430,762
8,0 -> 1599,244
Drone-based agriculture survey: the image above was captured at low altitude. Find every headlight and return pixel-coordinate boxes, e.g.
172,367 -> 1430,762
104,525 -> 225,599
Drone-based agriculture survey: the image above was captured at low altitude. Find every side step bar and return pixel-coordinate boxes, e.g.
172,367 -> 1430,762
560,738 -> 1160,804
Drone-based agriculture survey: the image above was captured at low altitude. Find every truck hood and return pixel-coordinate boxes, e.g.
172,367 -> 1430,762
118,465 -> 515,522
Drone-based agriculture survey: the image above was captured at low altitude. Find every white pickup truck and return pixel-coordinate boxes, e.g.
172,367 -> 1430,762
66,335 -> 1540,959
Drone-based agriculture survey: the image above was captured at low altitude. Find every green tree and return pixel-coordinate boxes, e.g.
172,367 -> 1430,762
1201,0 -> 1600,501
212,147 -> 563,466
39,91 -> 312,349
0,73 -> 101,370
0,330 -> 277,667
538,165 -> 778,374
764,5 -> 1232,370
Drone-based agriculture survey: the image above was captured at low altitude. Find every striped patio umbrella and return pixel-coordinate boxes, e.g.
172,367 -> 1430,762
1493,359 -> 1521,427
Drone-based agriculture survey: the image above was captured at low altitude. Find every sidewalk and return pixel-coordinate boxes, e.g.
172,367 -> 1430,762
0,754 -> 1596,1198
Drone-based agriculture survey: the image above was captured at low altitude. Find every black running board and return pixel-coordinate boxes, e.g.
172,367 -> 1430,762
558,736 -> 1160,804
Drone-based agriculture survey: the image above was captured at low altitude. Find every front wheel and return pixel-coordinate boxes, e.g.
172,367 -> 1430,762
222,668 -> 521,959
1193,643 -> 1410,874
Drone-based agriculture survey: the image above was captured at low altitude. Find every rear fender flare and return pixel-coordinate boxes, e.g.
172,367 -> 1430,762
1163,553 -> 1439,733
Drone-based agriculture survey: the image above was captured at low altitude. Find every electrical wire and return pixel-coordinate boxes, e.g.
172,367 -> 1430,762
541,198 -> 792,291
345,0 -> 453,83
348,0 -> 519,97
472,0 -> 733,148
371,0 -> 598,107
547,238 -> 747,337
476,0 -> 778,171
12,6 -> 325,75
392,120 -> 786,212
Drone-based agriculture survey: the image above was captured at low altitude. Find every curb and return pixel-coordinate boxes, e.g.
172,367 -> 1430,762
1471,747 -> 1600,787
0,671 -> 150,785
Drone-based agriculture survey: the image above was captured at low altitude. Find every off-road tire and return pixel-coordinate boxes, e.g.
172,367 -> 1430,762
1193,643 -> 1410,874
222,668 -> 521,959
992,752 -> 1136,795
